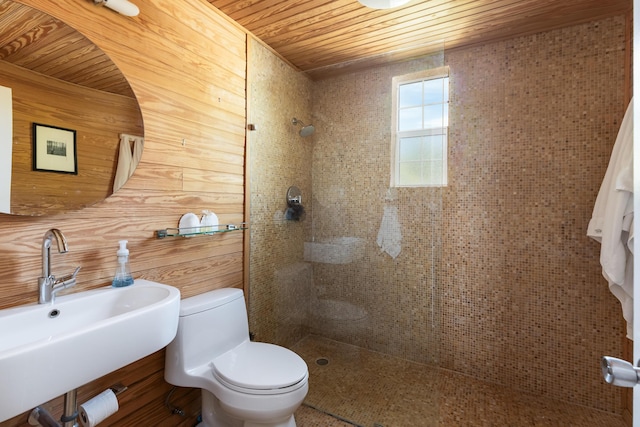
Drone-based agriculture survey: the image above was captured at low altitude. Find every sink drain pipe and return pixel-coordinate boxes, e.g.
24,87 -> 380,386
61,389 -> 78,427
28,389 -> 78,427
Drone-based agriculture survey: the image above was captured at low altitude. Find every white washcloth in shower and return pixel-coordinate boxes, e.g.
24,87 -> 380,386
587,97 -> 634,339
377,205 -> 402,259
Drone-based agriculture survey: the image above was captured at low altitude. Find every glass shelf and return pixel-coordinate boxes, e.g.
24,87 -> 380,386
156,223 -> 247,239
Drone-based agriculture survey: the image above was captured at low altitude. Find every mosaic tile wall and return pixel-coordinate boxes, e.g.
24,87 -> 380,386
309,16 -> 627,412
249,15 -> 628,414
309,52 -> 446,363
247,41 -> 313,347
442,17 -> 628,412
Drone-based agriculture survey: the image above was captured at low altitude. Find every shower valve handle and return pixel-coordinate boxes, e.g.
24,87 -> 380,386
601,356 -> 640,387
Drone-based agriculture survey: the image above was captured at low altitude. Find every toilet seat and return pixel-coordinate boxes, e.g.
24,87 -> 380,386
212,341 -> 308,395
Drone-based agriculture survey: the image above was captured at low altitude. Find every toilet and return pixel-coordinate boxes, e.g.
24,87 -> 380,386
164,288 -> 309,427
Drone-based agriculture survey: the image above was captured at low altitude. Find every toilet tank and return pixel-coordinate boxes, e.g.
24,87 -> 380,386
165,288 -> 249,376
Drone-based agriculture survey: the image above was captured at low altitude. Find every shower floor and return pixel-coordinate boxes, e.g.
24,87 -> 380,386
291,335 -> 626,427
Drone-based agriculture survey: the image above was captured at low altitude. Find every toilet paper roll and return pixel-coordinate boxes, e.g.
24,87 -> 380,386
79,389 -> 119,427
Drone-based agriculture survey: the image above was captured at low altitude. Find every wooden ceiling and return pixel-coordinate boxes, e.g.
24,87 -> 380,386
0,0 -> 134,97
0,0 -> 632,92
208,0 -> 632,79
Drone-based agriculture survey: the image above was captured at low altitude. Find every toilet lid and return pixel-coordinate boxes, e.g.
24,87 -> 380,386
212,341 -> 308,392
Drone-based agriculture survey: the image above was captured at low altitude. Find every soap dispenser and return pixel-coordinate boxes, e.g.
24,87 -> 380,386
112,240 -> 134,287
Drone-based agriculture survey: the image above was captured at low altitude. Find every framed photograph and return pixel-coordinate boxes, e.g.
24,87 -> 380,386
32,123 -> 77,174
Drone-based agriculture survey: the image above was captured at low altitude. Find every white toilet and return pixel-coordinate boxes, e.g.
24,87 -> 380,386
164,288 -> 309,427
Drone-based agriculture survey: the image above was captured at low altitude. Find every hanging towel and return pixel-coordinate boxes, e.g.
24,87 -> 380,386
587,97 -> 634,339
113,134 -> 144,192
377,205 -> 402,259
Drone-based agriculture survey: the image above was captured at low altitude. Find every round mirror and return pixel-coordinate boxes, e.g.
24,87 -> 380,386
0,0 -> 144,216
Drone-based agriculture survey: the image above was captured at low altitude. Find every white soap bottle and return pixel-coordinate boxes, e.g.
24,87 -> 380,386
112,240 -> 134,287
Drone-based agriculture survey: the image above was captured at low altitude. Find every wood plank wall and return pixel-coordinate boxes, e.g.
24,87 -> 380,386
0,0 -> 247,425
1,60 -> 143,216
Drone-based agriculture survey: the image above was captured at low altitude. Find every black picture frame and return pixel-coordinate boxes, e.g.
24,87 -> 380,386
32,123 -> 77,174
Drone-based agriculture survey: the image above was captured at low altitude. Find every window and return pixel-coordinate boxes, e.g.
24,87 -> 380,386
392,67 -> 449,187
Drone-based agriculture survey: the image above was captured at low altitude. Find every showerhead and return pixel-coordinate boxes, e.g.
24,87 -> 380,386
292,118 -> 315,137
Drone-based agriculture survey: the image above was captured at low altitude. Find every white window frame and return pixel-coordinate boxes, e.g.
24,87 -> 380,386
391,66 -> 449,188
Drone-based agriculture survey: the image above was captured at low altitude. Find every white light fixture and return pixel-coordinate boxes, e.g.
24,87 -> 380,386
358,0 -> 411,9
94,0 -> 139,16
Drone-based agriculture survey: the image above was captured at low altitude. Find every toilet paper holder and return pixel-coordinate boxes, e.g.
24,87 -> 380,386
107,383 -> 128,396
79,383 -> 127,426
28,383 -> 127,427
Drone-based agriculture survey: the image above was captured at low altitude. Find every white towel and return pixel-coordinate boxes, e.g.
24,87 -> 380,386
377,205 -> 402,259
587,98 -> 634,339
113,134 -> 144,192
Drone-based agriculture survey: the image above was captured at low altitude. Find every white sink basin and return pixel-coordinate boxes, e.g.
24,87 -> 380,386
0,279 -> 180,422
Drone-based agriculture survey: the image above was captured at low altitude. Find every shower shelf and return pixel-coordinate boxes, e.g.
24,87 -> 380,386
155,223 -> 247,239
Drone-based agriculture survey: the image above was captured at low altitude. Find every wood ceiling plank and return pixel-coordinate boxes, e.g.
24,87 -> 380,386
222,0 -> 335,24
208,0 -> 282,20
268,0 -> 546,53
230,0 -> 355,30
209,0 -> 630,77
281,0 -> 629,70
1,19 -> 73,64
0,1 -> 50,47
275,2 -> 544,67
10,25 -> 83,69
304,7 -> 626,79
2,0 -> 632,87
251,0 -> 444,43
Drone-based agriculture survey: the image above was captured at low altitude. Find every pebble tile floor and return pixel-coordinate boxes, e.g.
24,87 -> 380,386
292,335 -> 627,427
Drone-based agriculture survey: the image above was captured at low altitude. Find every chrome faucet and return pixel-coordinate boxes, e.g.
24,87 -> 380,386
38,229 -> 81,304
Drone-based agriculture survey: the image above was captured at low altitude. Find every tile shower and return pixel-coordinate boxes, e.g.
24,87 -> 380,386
249,15 -> 628,425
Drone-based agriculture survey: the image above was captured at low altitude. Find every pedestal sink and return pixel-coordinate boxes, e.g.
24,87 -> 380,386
0,279 -> 180,422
